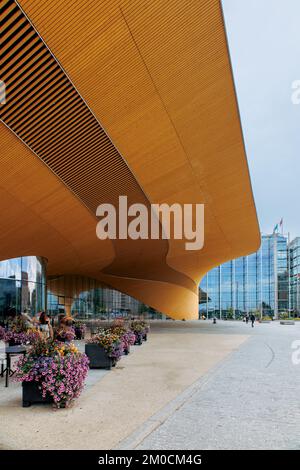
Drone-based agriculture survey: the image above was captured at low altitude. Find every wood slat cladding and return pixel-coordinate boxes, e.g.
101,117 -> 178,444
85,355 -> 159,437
0,0 -> 261,319
0,0 -> 145,211
0,0 -> 197,292
0,124 -> 198,319
17,0 -> 260,283
0,0 -> 199,318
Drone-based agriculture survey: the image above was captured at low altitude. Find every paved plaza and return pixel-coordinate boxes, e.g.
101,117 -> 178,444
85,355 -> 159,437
124,320 -> 300,450
1,320 -> 300,450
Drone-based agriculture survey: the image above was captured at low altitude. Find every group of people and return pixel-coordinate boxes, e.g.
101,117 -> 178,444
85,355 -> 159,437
38,312 -> 75,339
244,314 -> 256,327
3,307 -> 74,339
202,313 -> 256,327
210,314 -> 256,327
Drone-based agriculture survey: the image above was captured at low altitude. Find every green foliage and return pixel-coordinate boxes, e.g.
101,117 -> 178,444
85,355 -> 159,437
279,312 -> 289,320
226,307 -> 234,319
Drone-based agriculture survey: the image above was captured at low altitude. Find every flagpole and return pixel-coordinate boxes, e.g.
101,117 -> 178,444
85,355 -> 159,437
288,232 -> 291,316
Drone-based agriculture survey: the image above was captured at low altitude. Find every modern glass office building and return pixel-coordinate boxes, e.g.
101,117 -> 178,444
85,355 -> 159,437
289,237 -> 300,315
200,234 -> 289,318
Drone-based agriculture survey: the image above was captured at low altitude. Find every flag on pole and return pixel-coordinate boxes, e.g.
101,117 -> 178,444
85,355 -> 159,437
273,219 -> 283,234
279,218 -> 283,234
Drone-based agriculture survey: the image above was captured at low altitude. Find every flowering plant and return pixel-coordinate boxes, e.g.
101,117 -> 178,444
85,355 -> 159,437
88,329 -> 123,361
3,329 -> 32,345
2,316 -> 41,345
121,330 -> 136,351
110,321 -> 136,352
0,325 -> 6,341
54,326 -> 76,342
3,316 -> 26,344
25,329 -> 41,344
14,336 -> 89,408
130,320 -> 149,335
54,342 -> 79,356
26,334 -> 57,357
7,316 -> 27,333
130,320 -> 150,343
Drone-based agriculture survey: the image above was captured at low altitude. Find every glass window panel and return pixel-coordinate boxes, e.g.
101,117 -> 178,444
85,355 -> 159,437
0,278 -> 21,323
0,258 -> 22,280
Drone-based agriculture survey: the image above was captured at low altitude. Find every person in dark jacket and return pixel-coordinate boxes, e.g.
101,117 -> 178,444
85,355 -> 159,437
250,314 -> 255,328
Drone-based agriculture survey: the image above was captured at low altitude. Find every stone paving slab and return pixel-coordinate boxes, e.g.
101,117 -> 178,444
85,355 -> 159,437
133,322 -> 300,450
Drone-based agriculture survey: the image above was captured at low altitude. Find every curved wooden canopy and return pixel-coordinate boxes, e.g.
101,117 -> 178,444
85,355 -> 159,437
0,0 -> 260,319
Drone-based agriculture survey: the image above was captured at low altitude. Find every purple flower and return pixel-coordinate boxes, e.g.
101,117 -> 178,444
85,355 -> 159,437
14,347 -> 89,408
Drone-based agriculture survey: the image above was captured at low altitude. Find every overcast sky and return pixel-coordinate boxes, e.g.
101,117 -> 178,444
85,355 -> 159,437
222,0 -> 300,240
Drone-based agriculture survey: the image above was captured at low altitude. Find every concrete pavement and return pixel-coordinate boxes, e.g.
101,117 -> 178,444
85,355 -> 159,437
0,321 -> 247,450
124,320 -> 300,450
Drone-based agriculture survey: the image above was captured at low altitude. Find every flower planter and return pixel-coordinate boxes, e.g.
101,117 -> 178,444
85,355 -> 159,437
22,381 -> 52,407
8,339 -> 22,347
123,345 -> 130,355
75,328 -> 85,340
56,336 -> 66,343
134,334 -> 143,345
130,321 -> 149,346
85,343 -> 112,369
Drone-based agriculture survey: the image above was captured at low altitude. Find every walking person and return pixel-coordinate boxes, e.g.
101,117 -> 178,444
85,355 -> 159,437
245,314 -> 249,324
250,313 -> 255,328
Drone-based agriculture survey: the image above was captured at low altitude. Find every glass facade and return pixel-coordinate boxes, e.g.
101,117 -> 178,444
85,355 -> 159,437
200,234 -> 289,318
0,256 -> 47,324
0,258 -> 162,323
289,237 -> 300,315
47,275 -> 163,320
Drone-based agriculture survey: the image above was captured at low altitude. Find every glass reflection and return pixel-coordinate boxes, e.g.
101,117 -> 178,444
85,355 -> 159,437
0,258 -> 22,280
0,256 -> 47,324
200,234 -> 289,318
47,275 -> 163,320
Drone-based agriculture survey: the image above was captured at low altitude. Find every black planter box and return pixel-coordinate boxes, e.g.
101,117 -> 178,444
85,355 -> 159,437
85,343 -> 112,369
8,340 -> 22,347
75,328 -> 85,340
134,334 -> 143,345
56,336 -> 66,343
22,381 -> 52,407
143,333 -> 148,342
123,346 -> 130,355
